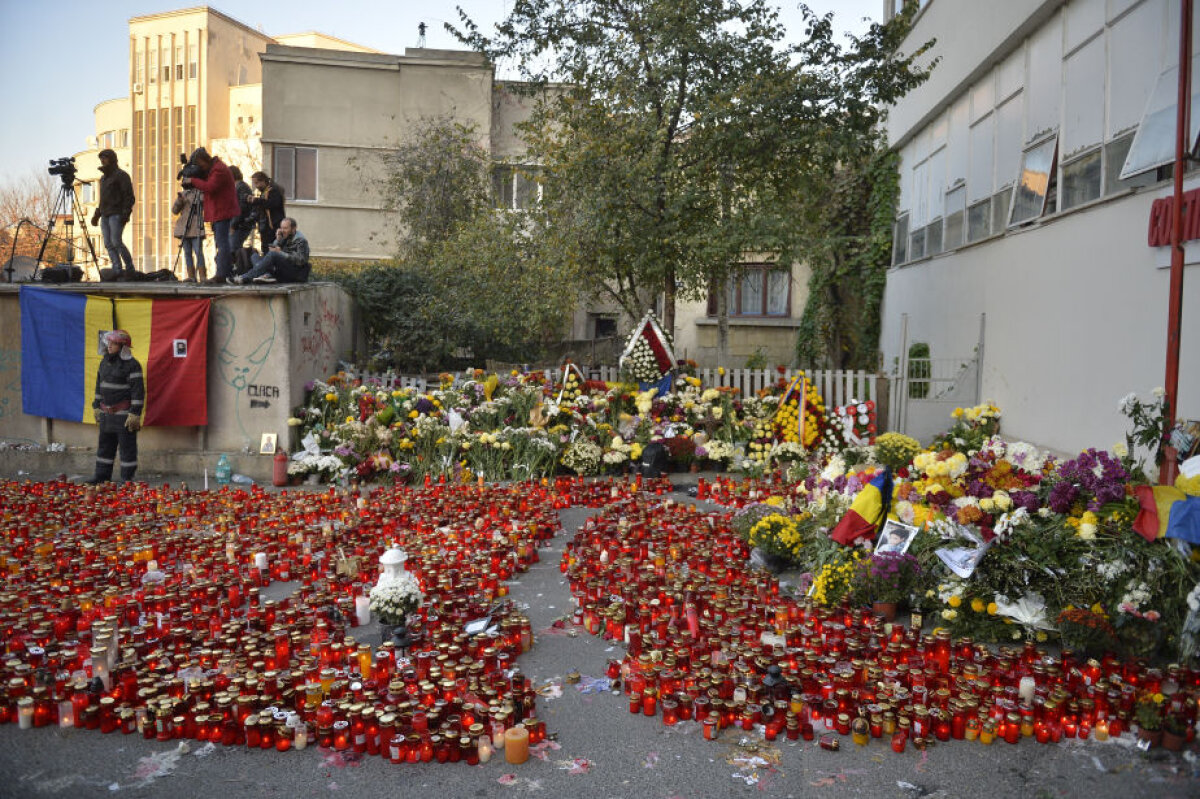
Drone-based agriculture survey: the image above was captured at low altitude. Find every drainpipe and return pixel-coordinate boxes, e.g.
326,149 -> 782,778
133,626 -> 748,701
1161,0 -> 1192,486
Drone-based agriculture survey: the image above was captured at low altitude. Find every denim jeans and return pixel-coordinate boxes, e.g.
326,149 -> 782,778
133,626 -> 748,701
180,237 -> 206,280
101,215 -> 135,272
211,218 -> 232,279
229,225 -> 252,254
244,250 -> 309,283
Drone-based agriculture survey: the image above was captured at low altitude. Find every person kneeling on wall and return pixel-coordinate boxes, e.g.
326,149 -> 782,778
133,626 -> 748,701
231,217 -> 309,284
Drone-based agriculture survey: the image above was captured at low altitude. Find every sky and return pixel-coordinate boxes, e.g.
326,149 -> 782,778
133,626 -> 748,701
0,0 -> 879,182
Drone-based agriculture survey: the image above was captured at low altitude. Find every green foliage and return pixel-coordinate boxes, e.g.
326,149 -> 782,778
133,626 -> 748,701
454,1 -> 935,332
744,347 -> 769,370
794,144 -> 905,369
360,116 -> 492,262
348,117 -> 579,369
907,341 -> 930,399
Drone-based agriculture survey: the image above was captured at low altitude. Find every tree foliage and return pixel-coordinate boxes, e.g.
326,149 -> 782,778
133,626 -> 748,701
339,117 -> 579,370
452,1 -> 934,346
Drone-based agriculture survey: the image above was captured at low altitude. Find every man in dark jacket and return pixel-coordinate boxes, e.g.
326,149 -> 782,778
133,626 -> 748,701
248,171 -> 286,254
231,217 -> 310,284
183,147 -> 239,284
229,165 -> 256,255
86,329 -> 144,484
90,149 -> 136,275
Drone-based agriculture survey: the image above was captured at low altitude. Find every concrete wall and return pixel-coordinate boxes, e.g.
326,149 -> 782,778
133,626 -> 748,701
0,283 -> 359,479
880,186 -> 1200,455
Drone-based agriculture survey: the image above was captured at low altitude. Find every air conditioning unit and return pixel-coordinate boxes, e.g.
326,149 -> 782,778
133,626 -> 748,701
132,82 -> 143,94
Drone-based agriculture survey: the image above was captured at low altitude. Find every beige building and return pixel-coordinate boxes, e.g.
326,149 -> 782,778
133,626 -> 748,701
75,7 -> 379,272
259,45 -> 544,260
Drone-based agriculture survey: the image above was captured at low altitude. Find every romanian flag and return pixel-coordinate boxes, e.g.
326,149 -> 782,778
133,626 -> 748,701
19,287 -> 111,423
114,297 -> 211,426
830,468 -> 894,546
1133,484 -> 1200,544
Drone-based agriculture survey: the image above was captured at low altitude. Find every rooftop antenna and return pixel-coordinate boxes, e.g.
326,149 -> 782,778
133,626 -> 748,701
417,22 -> 427,48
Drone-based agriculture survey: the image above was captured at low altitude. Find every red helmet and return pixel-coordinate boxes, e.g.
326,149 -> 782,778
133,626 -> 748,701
103,329 -> 132,348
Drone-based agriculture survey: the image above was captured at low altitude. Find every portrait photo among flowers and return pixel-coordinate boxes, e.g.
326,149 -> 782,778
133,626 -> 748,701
874,519 -> 918,555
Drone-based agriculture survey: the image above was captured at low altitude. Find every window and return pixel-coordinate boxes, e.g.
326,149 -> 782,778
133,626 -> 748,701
1103,133 -> 1155,196
134,51 -> 143,86
118,129 -> 129,148
1060,148 -> 1101,210
967,199 -> 990,242
1121,56 -> 1200,180
707,265 -> 790,317
79,183 -> 94,204
492,164 -> 542,209
1008,136 -> 1057,227
175,47 -> 183,81
132,111 -> 142,182
909,227 -> 926,261
926,218 -> 943,256
173,108 -> 183,160
275,146 -> 318,201
187,106 -> 197,152
148,50 -> 156,83
943,185 -> 965,251
188,44 -> 198,79
162,47 -> 171,82
991,189 -> 1011,234
892,213 -> 909,265
591,316 -> 617,339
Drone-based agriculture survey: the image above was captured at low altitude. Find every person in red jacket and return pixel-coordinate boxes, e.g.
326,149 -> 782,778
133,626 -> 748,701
182,147 -> 240,284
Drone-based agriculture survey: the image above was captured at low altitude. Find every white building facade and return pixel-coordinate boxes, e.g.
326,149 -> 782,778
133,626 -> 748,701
881,0 -> 1200,452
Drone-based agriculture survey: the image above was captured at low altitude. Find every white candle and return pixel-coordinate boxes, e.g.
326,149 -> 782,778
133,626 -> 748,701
203,469 -> 208,491
254,552 -> 268,571
146,559 -> 158,572
1018,676 -> 1036,706
17,698 -> 33,730
355,596 -> 371,627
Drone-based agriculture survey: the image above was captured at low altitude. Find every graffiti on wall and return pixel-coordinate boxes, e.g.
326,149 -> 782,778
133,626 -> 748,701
299,298 -> 343,377
0,348 -> 18,421
213,299 -> 277,443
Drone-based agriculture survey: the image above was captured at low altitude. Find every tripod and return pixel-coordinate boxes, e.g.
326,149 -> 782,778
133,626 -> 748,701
34,179 -> 100,282
170,189 -> 206,281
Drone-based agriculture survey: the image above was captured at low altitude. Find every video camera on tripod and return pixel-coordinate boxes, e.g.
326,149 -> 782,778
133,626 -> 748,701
177,152 -> 207,182
48,156 -> 77,185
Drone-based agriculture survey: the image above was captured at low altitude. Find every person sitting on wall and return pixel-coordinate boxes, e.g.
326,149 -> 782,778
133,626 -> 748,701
231,217 -> 310,284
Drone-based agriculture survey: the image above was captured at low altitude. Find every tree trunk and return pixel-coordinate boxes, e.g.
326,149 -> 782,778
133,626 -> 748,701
662,266 -> 676,346
716,278 -> 729,367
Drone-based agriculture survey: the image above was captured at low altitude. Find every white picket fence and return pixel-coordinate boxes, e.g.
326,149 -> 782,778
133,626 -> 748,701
346,365 -> 880,407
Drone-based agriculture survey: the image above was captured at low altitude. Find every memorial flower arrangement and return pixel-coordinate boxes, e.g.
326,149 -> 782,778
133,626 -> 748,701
368,571 -> 424,626
854,551 -> 921,605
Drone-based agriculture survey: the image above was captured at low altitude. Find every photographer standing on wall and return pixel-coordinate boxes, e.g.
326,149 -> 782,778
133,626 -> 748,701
90,149 -> 136,277
228,165 -> 256,254
181,147 -> 239,285
248,171 -> 286,254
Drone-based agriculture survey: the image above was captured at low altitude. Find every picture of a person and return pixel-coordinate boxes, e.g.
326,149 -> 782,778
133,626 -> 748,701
875,529 -> 907,554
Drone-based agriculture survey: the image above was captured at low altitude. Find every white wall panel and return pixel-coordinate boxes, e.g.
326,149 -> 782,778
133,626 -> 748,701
1063,36 -> 1105,157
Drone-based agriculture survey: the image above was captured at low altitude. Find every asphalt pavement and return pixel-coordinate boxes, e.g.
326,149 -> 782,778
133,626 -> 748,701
0,486 -> 1198,798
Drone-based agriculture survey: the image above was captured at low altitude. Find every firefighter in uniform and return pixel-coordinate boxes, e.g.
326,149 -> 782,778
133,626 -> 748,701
87,329 -> 144,483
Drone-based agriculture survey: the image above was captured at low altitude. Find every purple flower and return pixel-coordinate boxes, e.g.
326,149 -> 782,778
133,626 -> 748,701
305,380 -> 316,392
1047,481 -> 1079,514
1011,490 -> 1040,512
1054,448 -> 1129,510
415,397 -> 434,414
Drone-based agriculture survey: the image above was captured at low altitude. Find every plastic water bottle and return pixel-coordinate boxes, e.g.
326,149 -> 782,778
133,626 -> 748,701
215,454 -> 232,486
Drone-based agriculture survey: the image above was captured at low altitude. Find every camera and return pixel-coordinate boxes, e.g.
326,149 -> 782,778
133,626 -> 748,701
177,153 -> 206,181
48,156 -> 77,184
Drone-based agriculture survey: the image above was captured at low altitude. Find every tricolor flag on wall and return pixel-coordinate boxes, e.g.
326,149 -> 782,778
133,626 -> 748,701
114,297 -> 210,426
20,288 -> 211,427
19,288 -> 111,424
830,468 -> 894,546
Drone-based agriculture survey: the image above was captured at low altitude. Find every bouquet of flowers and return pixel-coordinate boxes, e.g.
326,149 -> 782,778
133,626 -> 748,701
562,439 -> 602,475
873,432 -> 921,472
368,572 -> 423,626
619,312 -> 675,383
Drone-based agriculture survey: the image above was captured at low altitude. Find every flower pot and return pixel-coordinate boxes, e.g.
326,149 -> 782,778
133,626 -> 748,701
872,602 -> 898,622
1137,727 -> 1163,748
1161,729 -> 1186,752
